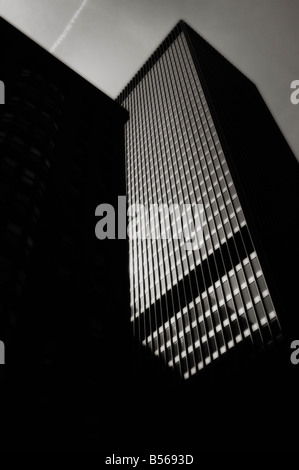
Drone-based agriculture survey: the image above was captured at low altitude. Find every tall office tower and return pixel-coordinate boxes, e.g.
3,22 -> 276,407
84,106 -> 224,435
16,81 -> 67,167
118,20 -> 299,380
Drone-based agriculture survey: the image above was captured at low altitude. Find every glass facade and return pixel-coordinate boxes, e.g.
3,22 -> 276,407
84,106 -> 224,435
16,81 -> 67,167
120,29 -> 281,379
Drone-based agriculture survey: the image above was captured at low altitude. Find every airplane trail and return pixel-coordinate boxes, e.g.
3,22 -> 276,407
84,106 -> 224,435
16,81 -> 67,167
50,0 -> 89,53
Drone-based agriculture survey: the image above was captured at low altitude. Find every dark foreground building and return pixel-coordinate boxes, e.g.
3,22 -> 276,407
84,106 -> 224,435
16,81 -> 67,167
0,17 -> 130,364
0,17 -> 136,448
118,20 -> 299,448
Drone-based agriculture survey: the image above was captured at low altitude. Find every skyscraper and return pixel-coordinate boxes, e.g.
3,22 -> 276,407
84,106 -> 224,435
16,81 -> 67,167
118,20 -> 298,380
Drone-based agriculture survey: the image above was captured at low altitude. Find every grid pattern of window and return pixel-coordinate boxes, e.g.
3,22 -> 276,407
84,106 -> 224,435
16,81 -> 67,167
120,31 -> 281,379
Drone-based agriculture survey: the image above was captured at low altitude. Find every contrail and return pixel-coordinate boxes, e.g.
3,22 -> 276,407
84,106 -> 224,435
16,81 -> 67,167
50,0 -> 89,53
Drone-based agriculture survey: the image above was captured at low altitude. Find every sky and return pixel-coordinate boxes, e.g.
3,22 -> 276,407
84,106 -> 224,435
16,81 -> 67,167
0,0 -> 299,160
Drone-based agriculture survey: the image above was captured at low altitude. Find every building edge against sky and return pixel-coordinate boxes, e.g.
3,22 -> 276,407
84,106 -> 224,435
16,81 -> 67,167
117,20 -> 299,380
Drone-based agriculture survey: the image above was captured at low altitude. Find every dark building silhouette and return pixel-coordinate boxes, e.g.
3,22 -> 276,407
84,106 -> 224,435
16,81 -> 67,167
0,17 -> 139,448
0,17 -> 130,366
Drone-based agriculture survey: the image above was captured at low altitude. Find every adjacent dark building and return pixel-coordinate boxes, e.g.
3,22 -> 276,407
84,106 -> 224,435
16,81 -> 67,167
0,17 -> 134,448
0,17 -> 130,366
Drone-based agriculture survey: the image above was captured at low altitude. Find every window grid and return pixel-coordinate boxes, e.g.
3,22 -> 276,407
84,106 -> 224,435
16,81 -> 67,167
123,31 -> 281,379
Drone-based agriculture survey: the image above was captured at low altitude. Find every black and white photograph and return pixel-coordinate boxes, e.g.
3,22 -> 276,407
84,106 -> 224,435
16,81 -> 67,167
0,0 -> 298,453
